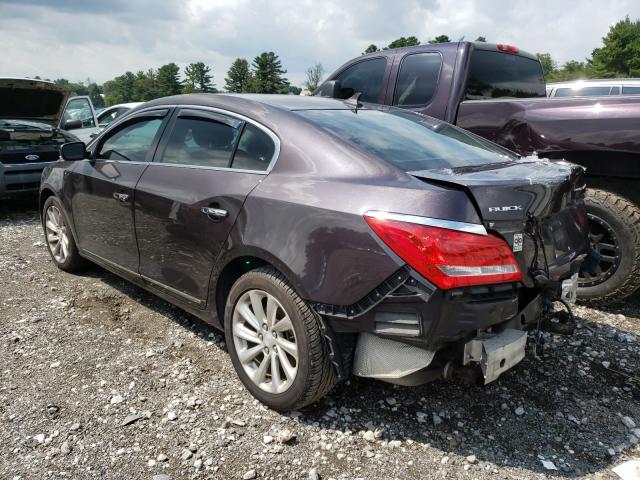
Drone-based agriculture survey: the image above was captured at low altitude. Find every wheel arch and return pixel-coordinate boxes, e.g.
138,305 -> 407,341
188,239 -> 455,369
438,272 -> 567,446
211,247 -> 311,329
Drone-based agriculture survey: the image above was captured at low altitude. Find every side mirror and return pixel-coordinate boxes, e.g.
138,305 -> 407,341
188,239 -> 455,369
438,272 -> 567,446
63,119 -> 83,130
60,142 -> 86,161
316,80 -> 343,98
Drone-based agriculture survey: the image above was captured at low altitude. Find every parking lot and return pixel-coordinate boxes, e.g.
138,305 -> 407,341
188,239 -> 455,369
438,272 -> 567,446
0,196 -> 638,479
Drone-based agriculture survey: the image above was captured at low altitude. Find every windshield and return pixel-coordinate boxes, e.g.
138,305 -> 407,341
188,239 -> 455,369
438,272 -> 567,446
0,119 -> 50,131
294,108 -> 516,171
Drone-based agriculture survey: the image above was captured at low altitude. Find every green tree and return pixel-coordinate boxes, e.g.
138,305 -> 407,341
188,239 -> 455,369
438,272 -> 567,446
86,82 -> 104,108
183,62 -> 215,93
132,69 -> 158,101
53,79 -> 88,96
251,52 -> 289,94
304,63 -> 324,91
362,44 -> 379,55
156,63 -> 182,97
386,36 -> 420,49
224,58 -> 252,93
103,72 -> 136,105
428,35 -> 451,44
590,16 -> 640,77
475,36 -> 487,42
536,53 -> 557,80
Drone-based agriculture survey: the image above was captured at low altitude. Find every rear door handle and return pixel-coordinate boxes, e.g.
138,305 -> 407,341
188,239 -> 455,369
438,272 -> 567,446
201,207 -> 228,219
113,192 -> 129,202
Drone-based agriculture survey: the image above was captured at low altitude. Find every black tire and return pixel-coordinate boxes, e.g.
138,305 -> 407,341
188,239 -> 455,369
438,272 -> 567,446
578,189 -> 640,304
41,196 -> 88,272
224,267 -> 336,411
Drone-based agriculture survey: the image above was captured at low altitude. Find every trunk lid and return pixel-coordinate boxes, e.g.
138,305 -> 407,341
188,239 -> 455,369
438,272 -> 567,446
0,78 -> 68,126
410,158 -> 590,287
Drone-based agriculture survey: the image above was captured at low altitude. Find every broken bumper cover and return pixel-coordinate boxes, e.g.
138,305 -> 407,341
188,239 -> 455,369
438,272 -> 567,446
463,329 -> 527,383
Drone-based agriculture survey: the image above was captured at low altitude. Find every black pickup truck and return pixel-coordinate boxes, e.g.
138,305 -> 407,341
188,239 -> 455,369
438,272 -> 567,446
319,42 -> 640,304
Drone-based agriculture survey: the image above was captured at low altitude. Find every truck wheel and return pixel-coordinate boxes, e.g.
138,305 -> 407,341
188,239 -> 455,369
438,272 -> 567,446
578,189 -> 640,304
224,267 -> 336,411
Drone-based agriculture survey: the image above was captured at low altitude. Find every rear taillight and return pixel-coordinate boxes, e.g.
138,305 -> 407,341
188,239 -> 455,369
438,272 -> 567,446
497,44 -> 519,54
364,214 -> 522,289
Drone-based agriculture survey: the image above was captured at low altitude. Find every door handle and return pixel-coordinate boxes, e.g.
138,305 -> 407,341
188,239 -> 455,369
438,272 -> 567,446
201,207 -> 228,219
113,192 -> 129,202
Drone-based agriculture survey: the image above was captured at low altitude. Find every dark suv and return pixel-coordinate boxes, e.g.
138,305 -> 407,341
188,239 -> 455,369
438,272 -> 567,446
40,94 -> 589,410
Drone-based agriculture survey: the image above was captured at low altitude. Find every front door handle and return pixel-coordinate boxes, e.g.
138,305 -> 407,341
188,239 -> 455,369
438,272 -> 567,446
201,207 -> 228,219
113,192 -> 129,202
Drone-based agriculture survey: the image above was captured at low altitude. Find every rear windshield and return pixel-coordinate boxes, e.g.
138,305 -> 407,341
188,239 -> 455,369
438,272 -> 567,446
295,108 -> 515,171
465,50 -> 546,100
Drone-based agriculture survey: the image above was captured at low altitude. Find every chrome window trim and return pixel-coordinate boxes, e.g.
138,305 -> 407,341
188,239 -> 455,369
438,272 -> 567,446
126,104 -> 281,174
365,210 -> 487,235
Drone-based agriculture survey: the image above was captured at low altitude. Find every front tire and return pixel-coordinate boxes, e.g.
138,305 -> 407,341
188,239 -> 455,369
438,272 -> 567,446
42,196 -> 88,272
224,267 -> 336,411
578,189 -> 640,304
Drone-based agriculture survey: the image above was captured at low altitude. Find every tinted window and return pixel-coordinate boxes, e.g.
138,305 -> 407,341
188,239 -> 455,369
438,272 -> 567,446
466,51 -> 546,99
231,124 -> 275,171
554,86 -> 613,97
335,58 -> 387,103
623,86 -> 640,95
97,118 -> 163,162
63,97 -> 96,128
295,109 -> 515,171
393,53 -> 442,107
159,116 -> 241,168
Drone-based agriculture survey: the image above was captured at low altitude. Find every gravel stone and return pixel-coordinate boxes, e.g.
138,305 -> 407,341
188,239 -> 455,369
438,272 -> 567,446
243,469 -> 257,480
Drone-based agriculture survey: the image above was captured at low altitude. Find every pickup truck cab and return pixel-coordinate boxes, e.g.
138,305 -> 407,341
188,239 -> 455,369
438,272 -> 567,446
0,78 -> 99,196
320,42 -> 640,304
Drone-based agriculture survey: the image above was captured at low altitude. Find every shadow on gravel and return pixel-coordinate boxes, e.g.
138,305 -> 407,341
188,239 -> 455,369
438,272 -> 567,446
73,261 -> 639,478
0,195 -> 39,221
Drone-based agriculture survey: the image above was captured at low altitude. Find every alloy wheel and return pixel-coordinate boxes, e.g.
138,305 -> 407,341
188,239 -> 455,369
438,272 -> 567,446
232,289 -> 298,394
578,213 -> 621,287
44,205 -> 70,264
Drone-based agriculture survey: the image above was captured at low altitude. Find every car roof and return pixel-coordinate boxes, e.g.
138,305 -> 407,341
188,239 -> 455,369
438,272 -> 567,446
144,93 -> 353,112
548,78 -> 640,87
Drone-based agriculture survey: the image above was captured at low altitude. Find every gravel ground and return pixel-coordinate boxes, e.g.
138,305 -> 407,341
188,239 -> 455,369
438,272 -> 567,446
1,196 -> 639,480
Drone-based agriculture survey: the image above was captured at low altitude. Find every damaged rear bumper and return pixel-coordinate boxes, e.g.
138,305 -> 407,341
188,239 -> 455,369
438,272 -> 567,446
316,267 -> 559,385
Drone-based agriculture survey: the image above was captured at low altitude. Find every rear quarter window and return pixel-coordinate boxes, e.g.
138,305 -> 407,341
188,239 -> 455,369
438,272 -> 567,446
465,50 -> 546,100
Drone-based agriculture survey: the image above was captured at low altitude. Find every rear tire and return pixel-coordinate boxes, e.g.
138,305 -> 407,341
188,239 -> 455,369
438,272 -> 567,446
578,189 -> 640,305
224,267 -> 336,411
42,196 -> 88,272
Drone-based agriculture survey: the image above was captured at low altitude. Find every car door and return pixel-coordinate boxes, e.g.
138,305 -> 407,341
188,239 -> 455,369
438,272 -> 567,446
134,107 -> 277,306
61,96 -> 101,143
67,109 -> 170,274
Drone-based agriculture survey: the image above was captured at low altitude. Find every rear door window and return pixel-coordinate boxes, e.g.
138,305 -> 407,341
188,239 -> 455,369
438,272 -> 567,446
393,53 -> 442,107
158,111 -> 242,168
465,50 -> 546,99
622,86 -> 640,95
335,58 -> 388,103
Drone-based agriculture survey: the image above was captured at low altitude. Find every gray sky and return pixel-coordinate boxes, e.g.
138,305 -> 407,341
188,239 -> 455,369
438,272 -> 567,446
1,0 -> 638,87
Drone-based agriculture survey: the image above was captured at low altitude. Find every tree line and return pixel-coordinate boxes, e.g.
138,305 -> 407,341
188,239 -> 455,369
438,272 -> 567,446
40,16 -> 639,108
536,16 -> 640,82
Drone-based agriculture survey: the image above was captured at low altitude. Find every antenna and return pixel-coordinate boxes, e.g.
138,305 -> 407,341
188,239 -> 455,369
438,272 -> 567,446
344,92 -> 363,112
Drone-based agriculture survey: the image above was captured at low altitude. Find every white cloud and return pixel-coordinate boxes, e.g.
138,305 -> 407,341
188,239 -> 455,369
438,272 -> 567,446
0,0 -> 638,87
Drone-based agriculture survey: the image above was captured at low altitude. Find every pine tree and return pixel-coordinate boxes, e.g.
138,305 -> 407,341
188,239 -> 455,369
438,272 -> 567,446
183,62 -> 215,93
156,63 -> 181,97
224,58 -> 252,93
251,52 -> 289,94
